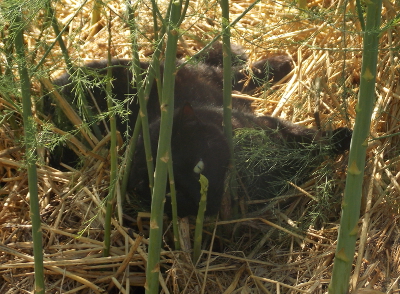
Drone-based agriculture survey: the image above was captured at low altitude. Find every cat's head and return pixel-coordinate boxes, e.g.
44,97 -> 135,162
233,55 -> 293,93
130,103 -> 230,217
250,55 -> 293,84
194,42 -> 248,67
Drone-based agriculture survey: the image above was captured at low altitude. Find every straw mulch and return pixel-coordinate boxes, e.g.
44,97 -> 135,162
1,0 -> 399,293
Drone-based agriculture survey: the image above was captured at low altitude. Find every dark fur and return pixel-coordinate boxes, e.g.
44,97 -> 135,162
44,45 -> 350,218
194,43 -> 293,93
195,42 -> 248,67
46,45 -> 292,167
47,45 -> 292,136
129,104 -> 352,217
129,105 -> 231,216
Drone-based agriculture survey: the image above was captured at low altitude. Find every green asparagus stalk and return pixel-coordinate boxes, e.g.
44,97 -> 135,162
145,1 -> 182,293
328,0 -> 383,293
103,15 -> 118,257
220,0 -> 238,218
14,12 -> 45,294
193,174 -> 209,262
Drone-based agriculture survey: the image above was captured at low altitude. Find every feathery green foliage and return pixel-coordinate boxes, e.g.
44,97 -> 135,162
44,1 -> 73,70
234,128 -> 322,200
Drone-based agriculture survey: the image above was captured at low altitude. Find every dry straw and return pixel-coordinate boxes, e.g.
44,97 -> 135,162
1,0 -> 400,293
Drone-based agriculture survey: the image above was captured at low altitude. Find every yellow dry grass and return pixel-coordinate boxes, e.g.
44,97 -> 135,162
1,0 -> 400,293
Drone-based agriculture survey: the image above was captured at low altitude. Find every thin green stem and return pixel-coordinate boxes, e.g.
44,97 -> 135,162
103,11 -> 118,257
355,0 -> 366,31
193,174 -> 208,262
220,0 -> 238,218
120,0 -> 165,202
14,11 -> 45,294
167,153 -> 180,250
45,1 -> 73,70
177,0 -> 261,69
220,0 -> 233,149
127,3 -> 155,198
32,0 -> 89,75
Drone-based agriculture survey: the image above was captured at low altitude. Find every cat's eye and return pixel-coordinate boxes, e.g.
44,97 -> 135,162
193,159 -> 204,174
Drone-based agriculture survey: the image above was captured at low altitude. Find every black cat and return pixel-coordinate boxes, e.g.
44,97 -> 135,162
129,103 -> 352,217
45,44 -> 292,167
44,44 -> 350,218
46,44 -> 292,138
